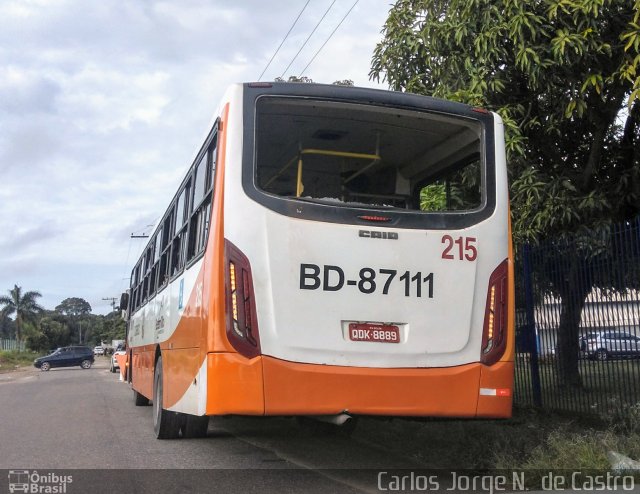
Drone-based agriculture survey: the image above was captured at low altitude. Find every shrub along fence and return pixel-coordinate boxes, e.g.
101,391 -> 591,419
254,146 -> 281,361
514,217 -> 640,416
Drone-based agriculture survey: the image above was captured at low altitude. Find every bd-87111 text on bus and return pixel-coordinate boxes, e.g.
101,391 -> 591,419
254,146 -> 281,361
120,82 -> 514,439
299,263 -> 435,298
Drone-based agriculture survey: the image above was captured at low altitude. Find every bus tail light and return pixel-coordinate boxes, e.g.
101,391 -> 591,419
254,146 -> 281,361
481,259 -> 508,366
224,240 -> 261,359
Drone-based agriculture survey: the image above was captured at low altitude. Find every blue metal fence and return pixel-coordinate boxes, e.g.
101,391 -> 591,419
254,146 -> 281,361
514,217 -> 640,416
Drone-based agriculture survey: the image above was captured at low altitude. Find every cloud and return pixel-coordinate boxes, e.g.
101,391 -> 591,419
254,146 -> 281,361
0,0 -> 389,314
0,68 -> 61,115
0,224 -> 61,253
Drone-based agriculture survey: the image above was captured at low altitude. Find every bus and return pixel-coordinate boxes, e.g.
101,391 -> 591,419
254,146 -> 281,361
121,82 -> 514,439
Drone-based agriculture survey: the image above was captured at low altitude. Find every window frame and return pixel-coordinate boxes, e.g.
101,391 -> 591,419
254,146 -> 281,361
241,87 -> 497,230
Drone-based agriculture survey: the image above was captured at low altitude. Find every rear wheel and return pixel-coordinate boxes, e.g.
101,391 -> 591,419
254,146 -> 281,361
182,415 -> 209,438
595,349 -> 608,361
153,356 -> 183,439
134,389 -> 150,406
80,360 -> 92,369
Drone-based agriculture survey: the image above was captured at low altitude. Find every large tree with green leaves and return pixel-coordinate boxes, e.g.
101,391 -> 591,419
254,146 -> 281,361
55,297 -> 92,344
55,297 -> 92,317
24,314 -> 72,352
0,285 -> 44,350
372,0 -> 640,386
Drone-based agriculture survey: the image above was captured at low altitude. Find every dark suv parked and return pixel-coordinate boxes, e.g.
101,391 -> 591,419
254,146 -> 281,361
34,346 -> 95,371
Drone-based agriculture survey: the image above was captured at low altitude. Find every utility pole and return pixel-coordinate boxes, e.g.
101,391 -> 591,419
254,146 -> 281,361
102,297 -> 118,313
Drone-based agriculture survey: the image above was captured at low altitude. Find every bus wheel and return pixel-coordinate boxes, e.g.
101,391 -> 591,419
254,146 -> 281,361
153,356 -> 182,439
134,389 -> 150,406
182,415 -> 209,438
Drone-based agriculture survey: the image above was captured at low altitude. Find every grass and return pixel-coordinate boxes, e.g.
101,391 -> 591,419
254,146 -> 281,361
354,406 -> 640,485
0,350 -> 43,372
515,357 -> 640,415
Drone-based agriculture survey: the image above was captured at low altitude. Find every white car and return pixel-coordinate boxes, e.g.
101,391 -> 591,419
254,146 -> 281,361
93,346 -> 104,355
580,330 -> 640,361
110,345 -> 126,373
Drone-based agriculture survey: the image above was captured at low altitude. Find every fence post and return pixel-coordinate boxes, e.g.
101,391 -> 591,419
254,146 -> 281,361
523,244 -> 543,407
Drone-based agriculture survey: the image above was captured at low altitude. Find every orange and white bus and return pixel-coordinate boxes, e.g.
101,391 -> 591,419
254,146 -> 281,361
121,82 -> 514,439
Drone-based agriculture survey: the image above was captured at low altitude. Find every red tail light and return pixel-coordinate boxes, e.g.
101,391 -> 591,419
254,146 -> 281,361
481,259 -> 509,365
224,240 -> 261,358
358,215 -> 392,222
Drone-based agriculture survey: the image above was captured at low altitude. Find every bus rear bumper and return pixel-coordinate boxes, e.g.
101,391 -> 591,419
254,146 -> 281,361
206,353 -> 513,418
262,356 -> 513,418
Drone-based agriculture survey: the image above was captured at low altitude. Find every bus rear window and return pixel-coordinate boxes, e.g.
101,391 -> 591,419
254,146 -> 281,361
254,97 -> 484,213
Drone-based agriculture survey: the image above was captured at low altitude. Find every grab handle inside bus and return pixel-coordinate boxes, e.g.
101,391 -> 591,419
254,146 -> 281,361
264,148 -> 382,197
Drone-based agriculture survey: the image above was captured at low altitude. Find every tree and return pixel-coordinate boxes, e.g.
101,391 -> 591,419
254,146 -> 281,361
0,285 -> 44,350
273,76 -> 354,86
275,75 -> 314,83
55,297 -> 92,317
0,311 -> 14,339
371,0 -> 640,386
25,316 -> 71,352
55,297 -> 92,344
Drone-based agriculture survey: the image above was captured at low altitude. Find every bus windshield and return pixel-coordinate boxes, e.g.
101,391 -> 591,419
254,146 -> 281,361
254,96 -> 485,213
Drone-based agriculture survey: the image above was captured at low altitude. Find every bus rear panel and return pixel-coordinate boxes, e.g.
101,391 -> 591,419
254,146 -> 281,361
214,83 -> 513,419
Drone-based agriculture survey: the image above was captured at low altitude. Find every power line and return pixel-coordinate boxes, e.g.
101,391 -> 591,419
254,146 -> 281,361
279,0 -> 338,79
102,297 -> 119,312
257,0 -> 312,81
300,0 -> 360,76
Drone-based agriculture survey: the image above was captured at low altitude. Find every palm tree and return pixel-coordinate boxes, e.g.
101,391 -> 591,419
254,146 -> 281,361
0,285 -> 43,351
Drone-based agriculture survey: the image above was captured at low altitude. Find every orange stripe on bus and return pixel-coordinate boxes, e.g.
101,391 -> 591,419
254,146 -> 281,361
159,103 -> 231,409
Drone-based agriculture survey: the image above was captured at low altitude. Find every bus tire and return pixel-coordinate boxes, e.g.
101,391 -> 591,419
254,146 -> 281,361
182,415 -> 209,438
153,356 -> 182,439
134,389 -> 150,406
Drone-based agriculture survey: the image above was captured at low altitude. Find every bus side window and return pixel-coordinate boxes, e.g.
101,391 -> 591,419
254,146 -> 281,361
171,231 -> 187,276
158,210 -> 173,288
187,131 -> 217,262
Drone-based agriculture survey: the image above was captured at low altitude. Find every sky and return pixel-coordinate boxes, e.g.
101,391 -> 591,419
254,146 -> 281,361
0,0 -> 392,315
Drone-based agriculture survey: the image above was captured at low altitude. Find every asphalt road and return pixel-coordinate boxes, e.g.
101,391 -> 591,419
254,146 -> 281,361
0,357 -> 425,494
3,360 -> 640,494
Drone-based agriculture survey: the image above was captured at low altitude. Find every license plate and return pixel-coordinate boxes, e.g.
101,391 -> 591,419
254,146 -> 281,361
348,323 -> 400,343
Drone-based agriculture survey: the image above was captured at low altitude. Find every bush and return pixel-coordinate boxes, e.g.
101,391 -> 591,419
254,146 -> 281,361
0,350 -> 42,370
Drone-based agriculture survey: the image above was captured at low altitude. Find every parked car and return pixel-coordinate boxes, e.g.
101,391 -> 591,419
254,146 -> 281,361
93,346 -> 104,355
34,346 -> 95,371
110,343 -> 126,373
580,330 -> 640,360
